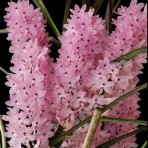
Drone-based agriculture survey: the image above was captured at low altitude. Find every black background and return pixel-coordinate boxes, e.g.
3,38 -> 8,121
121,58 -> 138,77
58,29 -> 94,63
0,0 -> 147,147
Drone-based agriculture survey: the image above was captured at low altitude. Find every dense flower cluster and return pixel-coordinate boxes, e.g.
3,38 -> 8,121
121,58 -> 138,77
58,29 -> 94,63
53,1 -> 147,147
2,0 -> 55,147
2,0 -> 147,148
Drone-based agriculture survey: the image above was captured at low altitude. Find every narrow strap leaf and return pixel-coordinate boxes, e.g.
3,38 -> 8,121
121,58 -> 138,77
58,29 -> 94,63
32,0 -> 41,8
141,141 -> 147,148
92,0 -> 103,15
111,0 -> 116,6
102,83 -> 147,112
39,0 -> 61,37
104,0 -> 113,34
0,29 -> 7,34
50,83 -> 147,146
0,66 -> 9,75
112,46 -> 147,62
100,117 -> 147,126
82,109 -> 102,148
51,38 -> 61,48
33,0 -> 61,38
0,116 -> 6,148
112,0 -> 121,15
63,0 -> 72,31
97,126 -> 147,148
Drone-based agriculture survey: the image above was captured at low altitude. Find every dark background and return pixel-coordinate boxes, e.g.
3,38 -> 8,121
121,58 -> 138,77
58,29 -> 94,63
0,0 -> 147,147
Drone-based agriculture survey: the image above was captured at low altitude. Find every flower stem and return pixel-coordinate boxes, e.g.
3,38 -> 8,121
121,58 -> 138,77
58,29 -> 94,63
0,29 -> 7,34
112,46 -> 147,62
0,116 -> 6,148
141,141 -> 147,148
104,0 -> 113,34
97,126 -> 147,148
51,38 -> 61,48
82,108 -> 102,148
102,83 -> 147,112
63,0 -> 72,31
39,0 -> 61,37
112,0 -> 121,15
0,67 -> 9,75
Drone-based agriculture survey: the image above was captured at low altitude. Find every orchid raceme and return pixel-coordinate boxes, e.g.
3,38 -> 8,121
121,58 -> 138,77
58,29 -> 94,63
0,0 -> 147,148
2,0 -> 55,147
52,1 -> 147,147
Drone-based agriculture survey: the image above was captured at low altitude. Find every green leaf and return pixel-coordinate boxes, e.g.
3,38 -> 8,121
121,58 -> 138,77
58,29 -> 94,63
92,0 -> 103,15
49,125 -> 64,148
0,29 -> 7,34
0,116 -> 6,148
112,47 -> 147,62
97,126 -> 147,148
32,0 -> 61,38
102,83 -> 147,112
112,0 -> 121,15
50,117 -> 91,146
0,66 -> 9,75
141,141 -> 147,148
50,83 -> 147,146
63,0 -> 72,31
50,38 -> 61,48
104,0 -> 113,34
100,117 -> 147,126
32,0 -> 41,7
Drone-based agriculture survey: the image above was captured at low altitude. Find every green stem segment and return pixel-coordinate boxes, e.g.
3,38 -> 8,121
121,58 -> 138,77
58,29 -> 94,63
112,46 -> 147,62
0,67 -> 9,75
102,83 -> 147,112
82,109 -> 102,148
33,0 -> 61,38
51,116 -> 147,147
104,0 -> 112,34
101,117 -> 147,126
141,141 -> 147,148
0,116 -> 6,148
51,38 -> 61,48
50,117 -> 91,146
0,29 -> 7,34
98,126 -> 147,148
63,0 -> 72,31
112,0 -> 121,15
50,83 -> 147,146
92,0 -> 103,15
